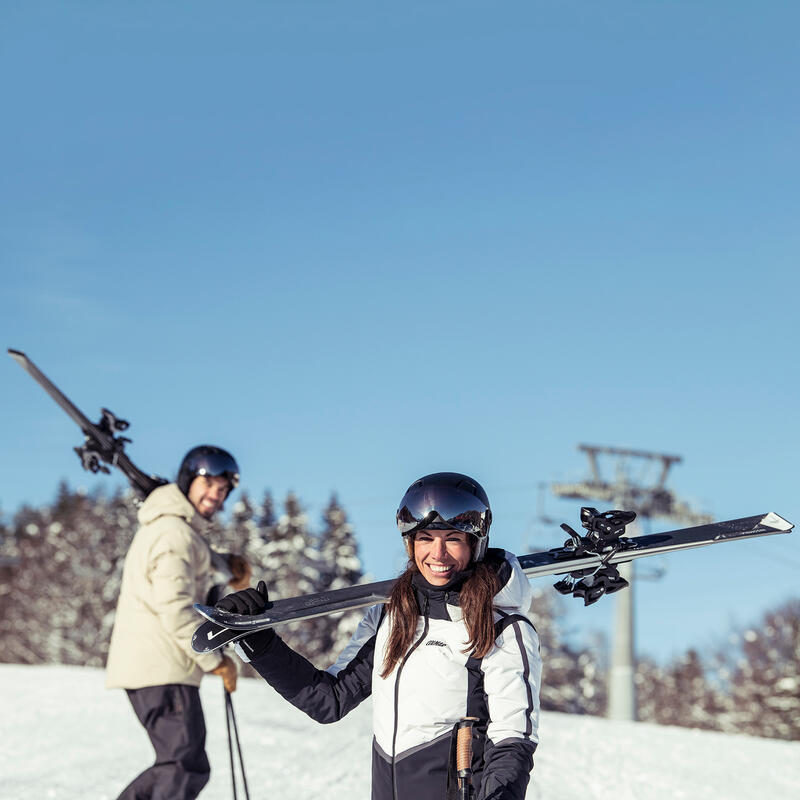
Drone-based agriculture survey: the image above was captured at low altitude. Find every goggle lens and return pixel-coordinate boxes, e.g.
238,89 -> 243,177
396,483 -> 490,536
192,453 -> 240,487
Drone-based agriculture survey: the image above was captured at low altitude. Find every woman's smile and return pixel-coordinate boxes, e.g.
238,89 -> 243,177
414,529 -> 472,585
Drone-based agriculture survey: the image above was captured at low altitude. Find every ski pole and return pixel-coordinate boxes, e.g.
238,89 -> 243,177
224,689 -> 238,800
456,717 -> 479,800
228,690 -> 251,800
224,689 -> 251,800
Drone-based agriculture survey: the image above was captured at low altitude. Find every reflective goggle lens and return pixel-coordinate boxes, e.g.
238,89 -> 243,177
396,483 -> 490,536
193,453 -> 240,487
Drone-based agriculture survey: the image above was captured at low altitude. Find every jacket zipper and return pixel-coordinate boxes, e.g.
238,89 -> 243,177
391,595 -> 430,800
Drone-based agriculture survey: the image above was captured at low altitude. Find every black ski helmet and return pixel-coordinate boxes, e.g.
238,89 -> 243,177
396,472 -> 492,562
177,445 -> 240,496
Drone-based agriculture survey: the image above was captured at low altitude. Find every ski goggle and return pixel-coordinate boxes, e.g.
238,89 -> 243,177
396,483 -> 491,539
189,452 -> 240,488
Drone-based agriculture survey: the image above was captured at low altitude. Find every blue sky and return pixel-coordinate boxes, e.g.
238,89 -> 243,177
2,1 -> 798,664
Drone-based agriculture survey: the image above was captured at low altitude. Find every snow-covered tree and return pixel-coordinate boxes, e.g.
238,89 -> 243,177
713,599 -> 800,740
241,490 -> 277,583
318,495 -> 363,589
225,489 -> 257,556
315,495 -> 365,658
529,587 -> 607,715
255,492 -> 325,660
255,490 -> 277,530
635,656 -> 669,723
0,483 -> 135,666
636,649 -> 727,731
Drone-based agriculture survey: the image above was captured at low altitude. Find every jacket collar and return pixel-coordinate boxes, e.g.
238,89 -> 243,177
411,572 -> 462,620
138,482 -> 212,537
409,548 -> 524,621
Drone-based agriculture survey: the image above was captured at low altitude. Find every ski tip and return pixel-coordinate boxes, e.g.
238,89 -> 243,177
7,348 -> 25,360
193,603 -> 220,622
762,512 -> 794,532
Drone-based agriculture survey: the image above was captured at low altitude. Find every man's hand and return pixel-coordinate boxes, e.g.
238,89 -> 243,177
211,654 -> 238,693
228,554 -> 252,591
216,580 -> 269,615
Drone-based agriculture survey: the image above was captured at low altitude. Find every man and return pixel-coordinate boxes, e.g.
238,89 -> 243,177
106,445 -> 251,800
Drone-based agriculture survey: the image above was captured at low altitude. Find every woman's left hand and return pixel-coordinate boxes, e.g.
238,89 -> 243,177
217,579 -> 269,614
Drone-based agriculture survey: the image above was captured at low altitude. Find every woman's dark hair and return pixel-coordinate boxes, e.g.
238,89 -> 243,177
379,545 -> 501,679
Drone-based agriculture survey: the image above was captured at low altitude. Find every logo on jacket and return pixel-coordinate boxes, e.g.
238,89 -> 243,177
425,639 -> 448,647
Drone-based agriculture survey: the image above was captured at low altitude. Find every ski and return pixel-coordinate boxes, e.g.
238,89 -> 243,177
8,348 -> 233,578
8,349 -> 166,497
192,510 -> 793,654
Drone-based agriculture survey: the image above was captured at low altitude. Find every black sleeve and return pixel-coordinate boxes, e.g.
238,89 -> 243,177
246,631 -> 376,724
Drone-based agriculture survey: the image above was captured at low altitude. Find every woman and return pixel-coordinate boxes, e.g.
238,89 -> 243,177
219,472 -> 541,800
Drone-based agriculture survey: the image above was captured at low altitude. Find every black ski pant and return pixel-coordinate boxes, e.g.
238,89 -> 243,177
116,683 -> 211,800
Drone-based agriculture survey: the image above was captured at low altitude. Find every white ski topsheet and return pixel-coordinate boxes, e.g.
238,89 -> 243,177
762,511 -> 793,531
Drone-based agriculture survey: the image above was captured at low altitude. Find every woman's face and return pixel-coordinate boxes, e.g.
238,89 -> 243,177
413,529 -> 472,585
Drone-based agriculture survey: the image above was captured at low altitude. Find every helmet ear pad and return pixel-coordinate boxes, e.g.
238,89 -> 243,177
472,533 -> 489,563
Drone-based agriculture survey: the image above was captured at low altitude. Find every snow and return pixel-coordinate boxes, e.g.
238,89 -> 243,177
3,664 -> 798,800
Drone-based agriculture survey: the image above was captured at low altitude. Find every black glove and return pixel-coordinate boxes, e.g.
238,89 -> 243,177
215,580 -> 275,659
216,580 -> 269,615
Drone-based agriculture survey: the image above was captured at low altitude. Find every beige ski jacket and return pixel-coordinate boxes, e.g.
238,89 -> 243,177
105,483 -> 224,689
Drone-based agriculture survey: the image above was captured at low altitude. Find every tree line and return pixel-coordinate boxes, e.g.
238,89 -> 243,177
0,483 -> 797,740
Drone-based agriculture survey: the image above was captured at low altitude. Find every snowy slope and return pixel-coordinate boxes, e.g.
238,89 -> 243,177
2,665 -> 798,800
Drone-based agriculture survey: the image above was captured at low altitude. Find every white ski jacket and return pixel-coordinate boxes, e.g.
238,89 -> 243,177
238,550 -> 541,800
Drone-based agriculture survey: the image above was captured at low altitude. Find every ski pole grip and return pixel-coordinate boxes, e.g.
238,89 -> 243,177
456,717 -> 478,775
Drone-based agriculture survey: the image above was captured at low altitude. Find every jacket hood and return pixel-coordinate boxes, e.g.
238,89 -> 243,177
137,482 -> 210,534
491,549 -> 533,614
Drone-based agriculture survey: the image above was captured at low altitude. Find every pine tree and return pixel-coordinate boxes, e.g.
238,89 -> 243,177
0,483 -> 136,667
255,492 -> 323,660
716,600 -> 800,740
316,494 -> 365,658
635,656 -> 669,723
650,649 -> 725,731
225,490 -> 257,556
319,495 -> 362,590
0,505 -> 20,649
241,490 -> 277,582
529,587 -> 607,715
